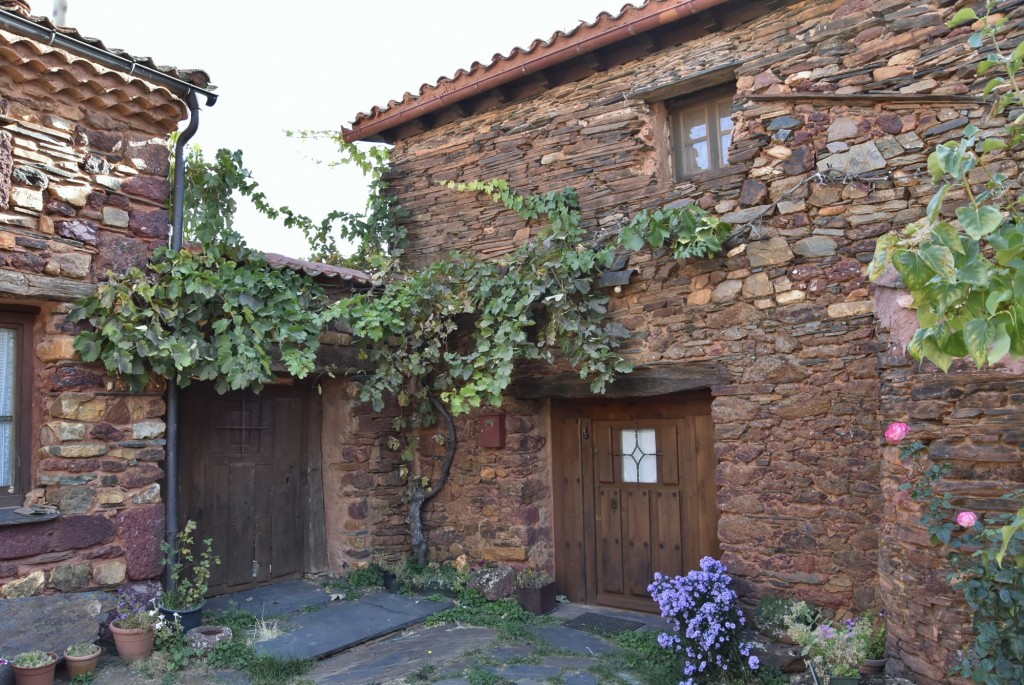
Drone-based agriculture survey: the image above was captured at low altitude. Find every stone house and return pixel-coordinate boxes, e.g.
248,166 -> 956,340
341,0 -> 1024,683
0,1 -> 215,600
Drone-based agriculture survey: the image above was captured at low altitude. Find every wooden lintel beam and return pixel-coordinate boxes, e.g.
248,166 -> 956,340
492,85 -> 514,103
635,33 -> 658,54
448,100 -> 472,118
698,10 -> 720,32
581,52 -> 606,73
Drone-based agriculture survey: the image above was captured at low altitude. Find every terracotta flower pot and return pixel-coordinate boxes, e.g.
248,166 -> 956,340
12,653 -> 57,685
110,622 -> 155,662
63,646 -> 100,677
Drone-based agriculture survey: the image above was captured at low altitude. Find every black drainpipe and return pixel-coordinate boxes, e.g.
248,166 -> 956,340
164,91 -> 201,590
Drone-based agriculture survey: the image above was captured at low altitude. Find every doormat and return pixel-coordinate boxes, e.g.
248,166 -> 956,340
563,612 -> 646,636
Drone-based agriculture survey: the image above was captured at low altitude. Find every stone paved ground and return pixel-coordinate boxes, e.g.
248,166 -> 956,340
44,597 -> 916,685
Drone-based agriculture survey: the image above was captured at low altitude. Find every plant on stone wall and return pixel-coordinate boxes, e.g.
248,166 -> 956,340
888,421 -> 1024,684
331,176 -> 729,563
69,127 -> 730,565
69,146 -> 334,393
868,1 -> 1024,371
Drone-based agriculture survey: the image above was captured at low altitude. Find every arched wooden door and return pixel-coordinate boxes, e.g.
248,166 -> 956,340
551,392 -> 719,612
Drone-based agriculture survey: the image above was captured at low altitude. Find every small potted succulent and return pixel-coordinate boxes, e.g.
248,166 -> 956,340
515,568 -> 557,615
7,651 -> 57,685
110,585 -> 163,662
159,519 -> 220,631
63,642 -> 101,677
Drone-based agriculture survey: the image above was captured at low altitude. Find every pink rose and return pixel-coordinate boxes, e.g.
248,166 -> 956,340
885,421 -> 910,444
957,511 -> 978,528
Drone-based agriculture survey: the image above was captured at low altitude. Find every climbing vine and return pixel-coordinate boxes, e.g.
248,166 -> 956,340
71,127 -> 730,564
69,147 -> 331,393
869,2 -> 1024,370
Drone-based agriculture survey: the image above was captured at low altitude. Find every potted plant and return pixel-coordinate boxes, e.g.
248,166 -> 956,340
515,568 -> 556,615
854,612 -> 887,673
63,643 -> 101,677
159,519 -> 220,631
110,585 -> 162,662
784,601 -> 865,685
7,651 -> 57,685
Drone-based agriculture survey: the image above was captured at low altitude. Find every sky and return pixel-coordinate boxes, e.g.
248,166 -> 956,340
26,0 -> 620,258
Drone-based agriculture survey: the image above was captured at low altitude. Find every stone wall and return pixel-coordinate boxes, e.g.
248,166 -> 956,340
0,37 -> 181,597
321,378 -> 555,573
371,0 -> 1024,682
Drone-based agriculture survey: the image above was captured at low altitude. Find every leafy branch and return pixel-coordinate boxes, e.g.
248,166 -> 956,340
869,1 -> 1024,371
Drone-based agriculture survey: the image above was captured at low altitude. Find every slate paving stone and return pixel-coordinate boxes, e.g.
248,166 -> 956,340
1,591 -> 113,685
563,673 -> 601,685
494,663 -> 564,681
489,643 -> 535,660
532,625 -> 617,655
310,624 -> 494,685
256,592 -> 451,660
535,655 -> 596,670
205,578 -> 329,617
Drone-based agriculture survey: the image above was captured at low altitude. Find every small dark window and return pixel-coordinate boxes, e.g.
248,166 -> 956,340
0,311 -> 33,508
668,84 -> 735,181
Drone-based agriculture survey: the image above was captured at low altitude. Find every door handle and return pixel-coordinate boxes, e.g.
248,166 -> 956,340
610,496 -> 618,511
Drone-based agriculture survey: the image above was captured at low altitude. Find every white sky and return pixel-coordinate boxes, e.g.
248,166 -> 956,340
27,0 -> 619,258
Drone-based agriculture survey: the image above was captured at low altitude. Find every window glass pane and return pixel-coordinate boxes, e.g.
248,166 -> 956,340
720,132 -> 732,165
0,328 -> 14,488
684,109 -> 708,142
621,428 -> 658,484
684,140 -> 709,175
718,102 -> 734,136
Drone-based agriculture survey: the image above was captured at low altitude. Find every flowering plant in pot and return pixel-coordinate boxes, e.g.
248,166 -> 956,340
7,650 -> 57,685
648,558 -> 761,685
515,568 -> 556,615
110,585 -> 163,661
852,611 -> 887,673
784,601 -> 865,685
63,643 -> 101,677
159,519 -> 220,631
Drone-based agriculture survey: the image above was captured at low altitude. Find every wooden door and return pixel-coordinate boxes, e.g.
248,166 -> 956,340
180,383 -> 310,595
551,393 -> 719,612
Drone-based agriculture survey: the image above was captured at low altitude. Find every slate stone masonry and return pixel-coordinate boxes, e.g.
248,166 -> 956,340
365,0 -> 1024,683
0,30 -> 182,598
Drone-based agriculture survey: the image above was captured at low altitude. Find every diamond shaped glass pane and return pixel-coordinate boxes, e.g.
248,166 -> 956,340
621,428 -> 657,484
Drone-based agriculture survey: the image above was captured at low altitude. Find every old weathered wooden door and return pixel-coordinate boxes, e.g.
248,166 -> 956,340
180,383 -> 311,595
551,393 -> 719,612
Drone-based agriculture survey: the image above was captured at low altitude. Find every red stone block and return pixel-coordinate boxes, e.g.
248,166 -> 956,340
115,505 -> 164,580
53,514 -> 115,551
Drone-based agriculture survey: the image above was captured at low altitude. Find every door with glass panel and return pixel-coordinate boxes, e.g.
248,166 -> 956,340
550,393 -> 718,612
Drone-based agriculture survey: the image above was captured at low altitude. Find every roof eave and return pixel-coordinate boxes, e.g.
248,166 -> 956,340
344,0 -> 735,143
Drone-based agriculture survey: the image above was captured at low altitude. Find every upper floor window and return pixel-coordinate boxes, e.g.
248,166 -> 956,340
668,84 -> 735,181
0,311 -> 32,508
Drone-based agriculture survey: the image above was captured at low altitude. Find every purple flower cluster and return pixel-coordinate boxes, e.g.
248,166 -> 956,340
648,557 -> 759,685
